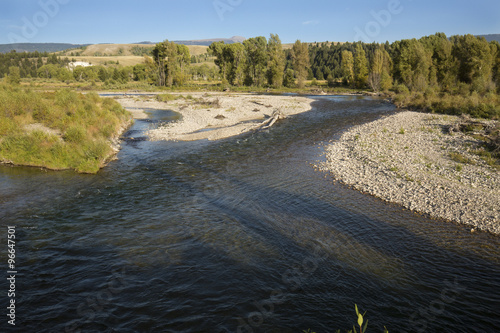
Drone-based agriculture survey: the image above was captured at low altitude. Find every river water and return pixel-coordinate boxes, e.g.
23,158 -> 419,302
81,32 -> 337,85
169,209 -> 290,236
1,95 -> 499,332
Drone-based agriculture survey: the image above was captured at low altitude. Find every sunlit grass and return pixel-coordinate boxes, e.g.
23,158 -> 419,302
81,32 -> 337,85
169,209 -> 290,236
0,84 -> 130,173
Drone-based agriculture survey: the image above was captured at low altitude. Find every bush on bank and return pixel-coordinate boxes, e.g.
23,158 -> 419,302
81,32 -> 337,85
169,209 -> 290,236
0,84 -> 130,173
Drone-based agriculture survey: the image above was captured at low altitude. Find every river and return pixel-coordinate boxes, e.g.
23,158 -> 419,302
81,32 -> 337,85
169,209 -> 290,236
0,95 -> 499,332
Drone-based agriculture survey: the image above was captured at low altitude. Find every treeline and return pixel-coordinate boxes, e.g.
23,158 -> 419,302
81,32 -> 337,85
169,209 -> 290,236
208,34 -> 310,88
308,33 -> 500,94
209,33 -> 500,93
207,33 -> 500,118
0,51 -> 70,78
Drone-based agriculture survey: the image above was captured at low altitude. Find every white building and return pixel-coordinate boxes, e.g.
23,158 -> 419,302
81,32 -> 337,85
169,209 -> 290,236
68,61 -> 92,71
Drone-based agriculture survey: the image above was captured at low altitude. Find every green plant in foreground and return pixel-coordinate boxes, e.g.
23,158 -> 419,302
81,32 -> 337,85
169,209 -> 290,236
303,305 -> 389,333
354,304 -> 368,333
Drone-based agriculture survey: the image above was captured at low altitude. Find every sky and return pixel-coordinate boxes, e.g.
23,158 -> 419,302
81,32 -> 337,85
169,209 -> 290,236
1,0 -> 499,45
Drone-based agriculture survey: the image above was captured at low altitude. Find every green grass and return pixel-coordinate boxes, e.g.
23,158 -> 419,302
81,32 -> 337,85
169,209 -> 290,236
392,88 -> 500,120
449,152 -> 475,165
0,84 -> 130,173
156,93 -> 184,102
473,148 -> 500,170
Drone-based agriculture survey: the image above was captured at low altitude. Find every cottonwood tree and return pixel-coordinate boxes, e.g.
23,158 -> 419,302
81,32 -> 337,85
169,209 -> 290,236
283,68 -> 295,88
209,42 -> 247,86
174,44 -> 191,86
369,46 -> 392,92
291,40 -> 310,88
354,44 -> 369,89
209,41 -> 229,81
267,34 -> 285,88
152,41 -> 168,86
227,43 -> 247,86
341,50 -> 354,87
491,41 -> 500,92
243,36 -> 268,86
392,38 -> 432,91
152,40 -> 191,87
451,34 -> 493,92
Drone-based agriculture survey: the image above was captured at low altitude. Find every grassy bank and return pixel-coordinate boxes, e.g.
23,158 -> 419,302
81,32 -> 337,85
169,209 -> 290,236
0,84 -> 131,173
391,86 -> 500,120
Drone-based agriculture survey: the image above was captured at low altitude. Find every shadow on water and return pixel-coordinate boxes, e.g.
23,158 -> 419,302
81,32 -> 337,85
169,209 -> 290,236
1,96 -> 499,332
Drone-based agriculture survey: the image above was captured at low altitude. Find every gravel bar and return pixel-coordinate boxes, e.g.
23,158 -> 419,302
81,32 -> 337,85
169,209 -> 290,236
317,111 -> 500,235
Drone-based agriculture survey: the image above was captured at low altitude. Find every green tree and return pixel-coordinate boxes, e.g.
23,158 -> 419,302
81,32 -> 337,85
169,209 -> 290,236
226,43 -> 246,86
267,34 -> 285,88
244,36 -> 268,86
209,41 -> 229,81
37,64 -> 59,79
354,44 -> 369,89
173,44 -> 191,86
164,41 -> 178,87
392,39 -> 432,91
341,50 -> 354,86
152,40 -> 190,87
132,64 -> 147,81
57,68 -> 73,81
98,67 -> 110,82
7,66 -> 21,85
452,34 -> 493,92
421,33 -> 454,90
73,66 -> 85,81
283,68 -> 295,88
152,41 -> 168,86
491,41 -> 500,92
291,40 -> 310,88
369,46 -> 392,92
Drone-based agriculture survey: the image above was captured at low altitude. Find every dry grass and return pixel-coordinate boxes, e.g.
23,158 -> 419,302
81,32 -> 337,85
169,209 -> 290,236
0,84 -> 131,173
69,55 -> 145,67
61,43 -> 209,57
58,43 -> 210,67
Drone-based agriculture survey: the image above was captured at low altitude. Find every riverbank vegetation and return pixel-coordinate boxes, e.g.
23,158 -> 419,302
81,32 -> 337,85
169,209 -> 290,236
0,84 -> 130,173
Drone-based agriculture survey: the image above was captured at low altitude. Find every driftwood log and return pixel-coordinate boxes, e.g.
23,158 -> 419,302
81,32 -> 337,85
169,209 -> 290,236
256,109 -> 286,131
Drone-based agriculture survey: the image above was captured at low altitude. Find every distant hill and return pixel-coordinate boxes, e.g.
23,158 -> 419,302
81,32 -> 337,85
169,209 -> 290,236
0,43 -> 88,53
174,36 -> 246,46
0,37 -> 244,54
58,43 -> 209,57
476,34 -> 500,43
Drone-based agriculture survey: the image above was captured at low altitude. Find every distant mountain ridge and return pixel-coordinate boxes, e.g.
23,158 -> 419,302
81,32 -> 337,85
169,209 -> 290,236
0,43 -> 88,53
173,36 -> 246,46
1,34 -> 497,54
476,34 -> 500,43
0,37 -> 246,53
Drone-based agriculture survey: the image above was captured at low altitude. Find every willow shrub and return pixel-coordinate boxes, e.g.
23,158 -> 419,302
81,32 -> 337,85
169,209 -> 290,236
392,85 -> 500,120
0,84 -> 130,173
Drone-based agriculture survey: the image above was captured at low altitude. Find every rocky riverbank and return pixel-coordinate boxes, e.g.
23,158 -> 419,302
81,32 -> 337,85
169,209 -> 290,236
116,93 -> 314,141
317,111 -> 500,234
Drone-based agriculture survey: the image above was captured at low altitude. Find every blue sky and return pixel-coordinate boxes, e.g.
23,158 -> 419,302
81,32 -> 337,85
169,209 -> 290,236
1,0 -> 499,44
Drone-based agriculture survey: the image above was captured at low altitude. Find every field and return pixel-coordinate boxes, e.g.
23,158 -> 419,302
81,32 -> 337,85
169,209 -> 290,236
57,43 -> 210,67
